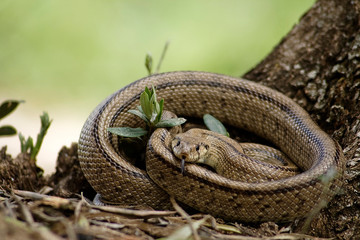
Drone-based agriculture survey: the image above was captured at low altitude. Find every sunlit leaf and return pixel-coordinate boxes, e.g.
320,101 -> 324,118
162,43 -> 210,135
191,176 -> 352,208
203,114 -> 229,136
137,105 -> 145,114
150,112 -> 158,123
128,109 -> 148,123
140,91 -> 151,119
151,85 -> 157,98
149,90 -> 157,115
108,127 -> 148,138
144,86 -> 152,98
156,99 -> 164,123
154,101 -> 160,115
155,118 -> 186,128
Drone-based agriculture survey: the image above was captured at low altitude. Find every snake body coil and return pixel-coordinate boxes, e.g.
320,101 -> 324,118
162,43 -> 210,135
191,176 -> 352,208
78,71 -> 345,222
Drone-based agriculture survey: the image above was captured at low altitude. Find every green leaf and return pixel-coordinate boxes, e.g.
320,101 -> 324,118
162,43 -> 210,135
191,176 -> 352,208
25,137 -> 34,153
128,109 -> 149,123
148,87 -> 159,123
108,127 -> 148,138
0,100 -> 24,120
154,100 -> 160,115
155,118 -> 186,128
140,90 -> 151,119
0,125 -> 17,136
203,114 -> 229,136
156,99 -> 164,123
149,89 -> 157,109
137,105 -> 145,114
19,133 -> 26,152
19,133 -> 34,153
151,86 -> 157,102
144,86 -> 152,98
145,53 -> 153,75
150,112 -> 158,124
31,112 -> 52,161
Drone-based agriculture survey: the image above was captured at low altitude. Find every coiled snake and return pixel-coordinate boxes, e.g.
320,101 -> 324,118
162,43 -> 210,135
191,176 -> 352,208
78,71 -> 345,222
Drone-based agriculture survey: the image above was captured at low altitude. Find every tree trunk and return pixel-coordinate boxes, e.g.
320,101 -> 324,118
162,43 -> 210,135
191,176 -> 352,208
244,0 -> 360,238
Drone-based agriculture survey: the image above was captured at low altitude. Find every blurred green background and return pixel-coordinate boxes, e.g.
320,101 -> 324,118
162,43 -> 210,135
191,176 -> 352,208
0,0 -> 315,173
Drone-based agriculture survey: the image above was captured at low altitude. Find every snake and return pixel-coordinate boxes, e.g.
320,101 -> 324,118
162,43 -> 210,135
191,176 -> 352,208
78,71 -> 345,222
170,128 -> 300,183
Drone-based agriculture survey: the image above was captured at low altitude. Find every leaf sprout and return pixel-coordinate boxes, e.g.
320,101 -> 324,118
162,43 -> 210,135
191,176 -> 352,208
108,86 -> 186,138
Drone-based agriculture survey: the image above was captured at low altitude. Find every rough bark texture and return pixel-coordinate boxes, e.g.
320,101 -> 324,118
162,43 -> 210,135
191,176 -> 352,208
244,0 -> 360,238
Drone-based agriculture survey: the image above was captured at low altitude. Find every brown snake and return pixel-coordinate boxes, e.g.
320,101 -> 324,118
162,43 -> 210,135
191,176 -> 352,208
170,128 -> 300,183
78,71 -> 345,222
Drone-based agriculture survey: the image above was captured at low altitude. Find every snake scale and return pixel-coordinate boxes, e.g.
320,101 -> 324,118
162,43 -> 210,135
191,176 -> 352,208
78,71 -> 345,222
170,128 -> 300,183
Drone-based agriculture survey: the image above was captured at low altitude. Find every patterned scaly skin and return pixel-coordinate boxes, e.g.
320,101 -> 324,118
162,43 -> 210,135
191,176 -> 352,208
78,71 -> 345,222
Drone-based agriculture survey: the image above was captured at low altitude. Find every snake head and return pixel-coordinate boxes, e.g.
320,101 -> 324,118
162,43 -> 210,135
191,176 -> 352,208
171,134 -> 209,164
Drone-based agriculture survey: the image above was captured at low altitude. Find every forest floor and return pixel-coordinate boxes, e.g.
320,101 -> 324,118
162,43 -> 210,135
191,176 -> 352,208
0,136 -> 356,240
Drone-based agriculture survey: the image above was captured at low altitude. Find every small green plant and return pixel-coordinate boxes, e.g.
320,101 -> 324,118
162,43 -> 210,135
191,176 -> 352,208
145,41 -> 170,75
108,86 -> 186,138
19,112 -> 52,162
110,42 -> 227,140
0,100 -> 24,136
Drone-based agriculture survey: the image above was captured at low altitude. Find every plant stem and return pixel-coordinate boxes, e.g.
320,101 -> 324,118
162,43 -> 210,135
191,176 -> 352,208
155,40 -> 170,74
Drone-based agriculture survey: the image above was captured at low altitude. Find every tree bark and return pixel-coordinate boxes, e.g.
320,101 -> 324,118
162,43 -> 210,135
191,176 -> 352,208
244,0 -> 360,238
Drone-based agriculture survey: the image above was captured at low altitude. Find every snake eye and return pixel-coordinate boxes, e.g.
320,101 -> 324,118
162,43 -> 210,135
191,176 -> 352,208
174,140 -> 180,147
195,145 -> 200,152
